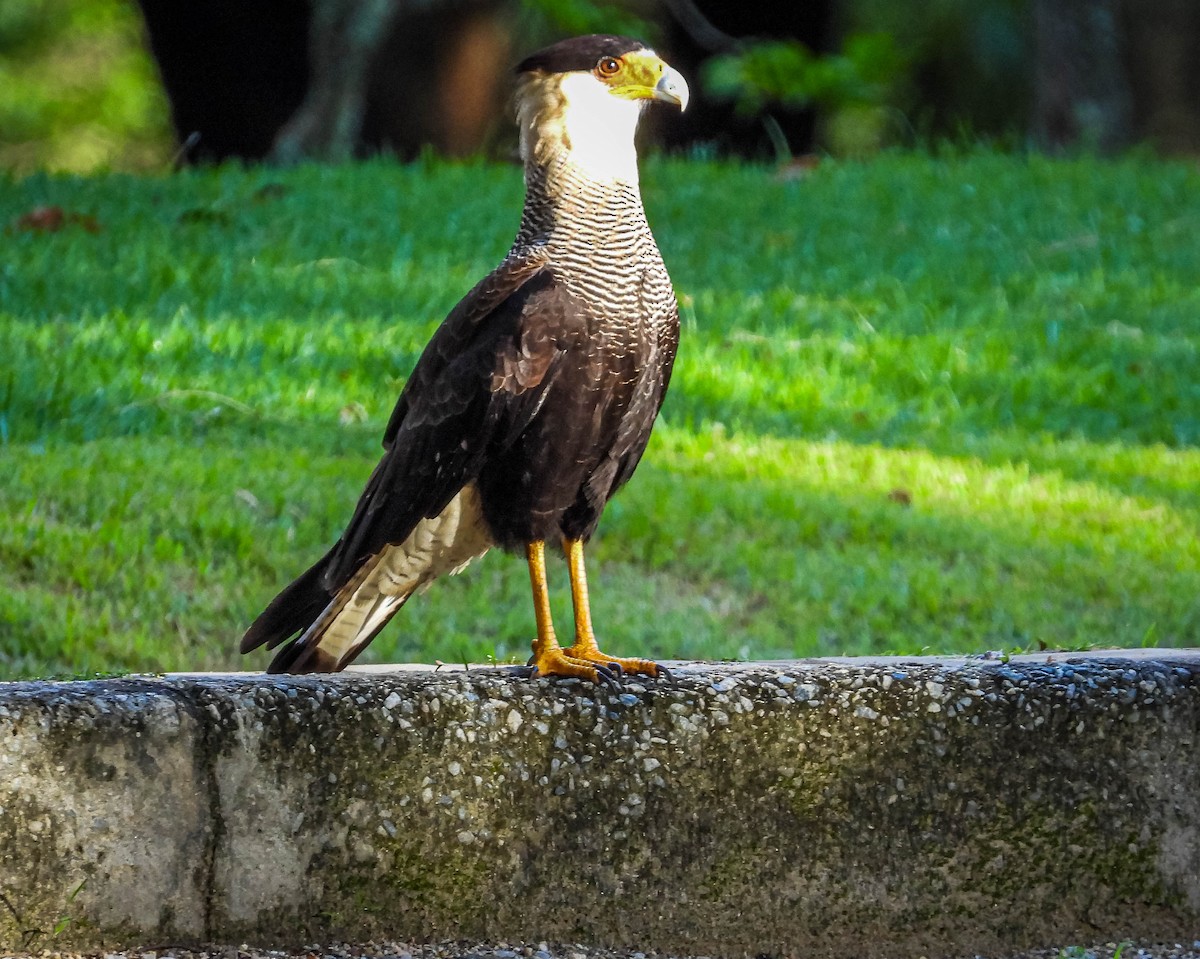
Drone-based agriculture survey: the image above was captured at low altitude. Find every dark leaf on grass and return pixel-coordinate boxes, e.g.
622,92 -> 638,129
888,488 -> 913,507
13,206 -> 101,234
776,154 -> 822,181
253,183 -> 289,202
18,205 -> 64,231
178,207 -> 234,225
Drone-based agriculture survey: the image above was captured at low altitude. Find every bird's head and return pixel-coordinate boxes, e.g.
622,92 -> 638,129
514,35 -> 689,184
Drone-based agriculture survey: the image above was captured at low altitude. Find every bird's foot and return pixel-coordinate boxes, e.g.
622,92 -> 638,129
562,642 -> 668,680
528,645 -> 621,686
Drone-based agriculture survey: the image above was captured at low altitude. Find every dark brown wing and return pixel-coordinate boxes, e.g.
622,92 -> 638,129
380,252 -> 548,449
324,256 -> 585,588
242,253 -> 586,655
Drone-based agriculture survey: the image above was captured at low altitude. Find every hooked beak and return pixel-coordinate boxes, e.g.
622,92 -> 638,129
654,64 -> 690,112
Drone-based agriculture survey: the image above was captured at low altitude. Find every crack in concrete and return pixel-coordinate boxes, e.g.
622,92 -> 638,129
154,683 -> 227,943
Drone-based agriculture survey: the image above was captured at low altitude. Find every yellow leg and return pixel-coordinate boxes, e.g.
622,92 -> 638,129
562,538 -> 664,678
526,541 -> 612,683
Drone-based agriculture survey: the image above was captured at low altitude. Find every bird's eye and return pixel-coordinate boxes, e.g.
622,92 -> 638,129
596,57 -> 621,78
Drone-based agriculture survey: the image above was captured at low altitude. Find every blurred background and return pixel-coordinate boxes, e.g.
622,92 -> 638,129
2,0 -> 1198,175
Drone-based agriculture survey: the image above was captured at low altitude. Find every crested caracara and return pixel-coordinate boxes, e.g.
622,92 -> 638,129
241,35 -> 688,683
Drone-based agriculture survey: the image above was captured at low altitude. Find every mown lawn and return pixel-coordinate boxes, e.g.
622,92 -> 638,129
1,152 -> 1198,679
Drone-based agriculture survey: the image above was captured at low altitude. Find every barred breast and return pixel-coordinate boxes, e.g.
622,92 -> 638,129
514,162 -> 678,333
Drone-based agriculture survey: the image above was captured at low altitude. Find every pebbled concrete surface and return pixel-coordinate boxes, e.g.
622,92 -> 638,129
1,652 -> 1198,958
4,937 -> 1200,959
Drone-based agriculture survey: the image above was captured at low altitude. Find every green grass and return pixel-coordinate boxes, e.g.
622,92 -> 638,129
1,151 -> 1198,679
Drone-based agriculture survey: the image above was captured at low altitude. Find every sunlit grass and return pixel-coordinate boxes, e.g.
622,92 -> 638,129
1,152 -> 1198,678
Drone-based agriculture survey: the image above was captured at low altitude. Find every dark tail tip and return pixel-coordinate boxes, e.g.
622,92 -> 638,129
266,638 -> 341,674
241,547 -> 337,656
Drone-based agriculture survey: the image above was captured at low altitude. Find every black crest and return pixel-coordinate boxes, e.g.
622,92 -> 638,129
516,35 -> 647,75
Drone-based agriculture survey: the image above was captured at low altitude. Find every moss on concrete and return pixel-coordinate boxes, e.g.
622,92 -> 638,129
0,680 -> 212,951
1,654 -> 1198,957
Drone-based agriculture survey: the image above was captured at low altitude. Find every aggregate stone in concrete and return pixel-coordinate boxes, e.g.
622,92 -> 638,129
0,682 -> 212,944
5,938 -> 1200,959
1,653 -> 1198,959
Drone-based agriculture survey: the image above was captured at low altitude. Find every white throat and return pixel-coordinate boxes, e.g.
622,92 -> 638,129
517,72 -> 645,186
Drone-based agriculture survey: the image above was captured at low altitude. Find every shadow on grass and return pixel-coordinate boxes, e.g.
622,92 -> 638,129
2,419 -> 1197,678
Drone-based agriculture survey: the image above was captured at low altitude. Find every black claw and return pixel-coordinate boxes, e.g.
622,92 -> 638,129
651,663 -> 674,682
593,663 -> 620,688
606,661 -> 624,676
510,664 -> 537,679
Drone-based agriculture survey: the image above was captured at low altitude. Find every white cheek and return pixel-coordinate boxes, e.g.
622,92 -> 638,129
557,72 -> 644,183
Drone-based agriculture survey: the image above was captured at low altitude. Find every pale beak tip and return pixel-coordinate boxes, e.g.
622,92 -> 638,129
655,66 -> 690,112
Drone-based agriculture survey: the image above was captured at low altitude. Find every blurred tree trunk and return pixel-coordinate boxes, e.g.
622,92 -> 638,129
269,0 -> 513,163
138,0 -> 836,163
1121,0 -> 1200,153
359,2 -> 512,160
137,0 -> 512,163
270,0 -> 411,163
1033,0 -> 1133,150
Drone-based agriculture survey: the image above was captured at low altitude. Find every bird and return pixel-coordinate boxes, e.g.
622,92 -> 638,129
240,34 -> 688,683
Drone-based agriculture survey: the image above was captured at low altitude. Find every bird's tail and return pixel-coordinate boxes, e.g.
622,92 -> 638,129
240,547 -> 334,659
240,548 -> 412,674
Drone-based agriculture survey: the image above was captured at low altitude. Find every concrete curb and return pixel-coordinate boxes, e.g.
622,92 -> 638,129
1,652 -> 1198,958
